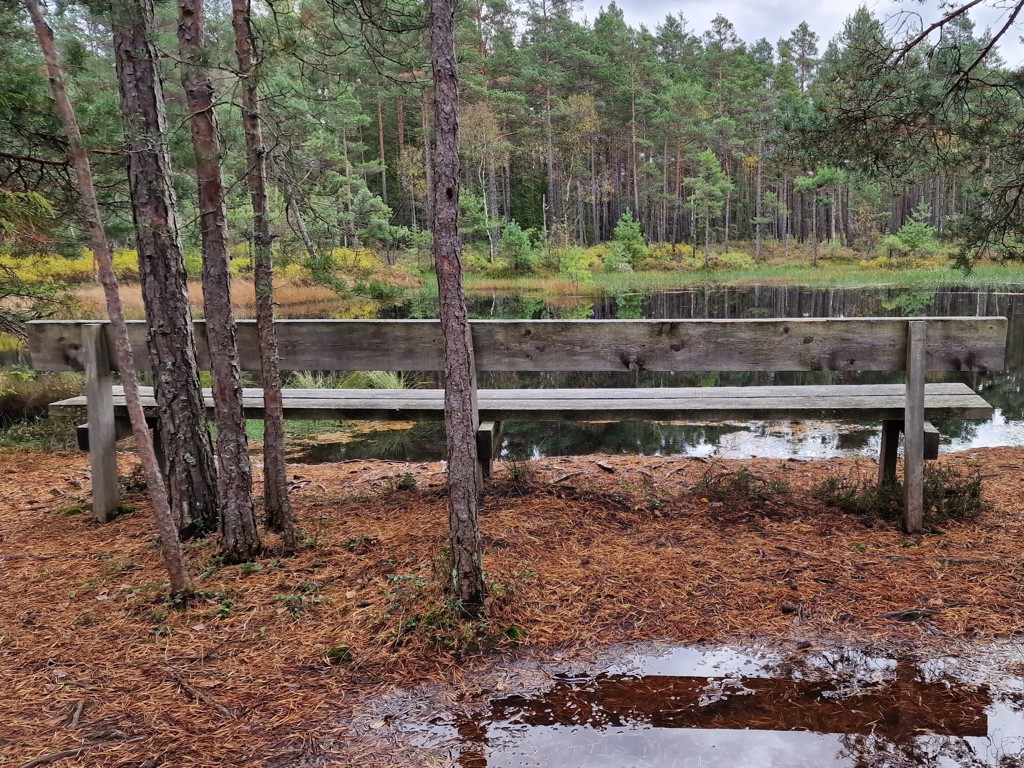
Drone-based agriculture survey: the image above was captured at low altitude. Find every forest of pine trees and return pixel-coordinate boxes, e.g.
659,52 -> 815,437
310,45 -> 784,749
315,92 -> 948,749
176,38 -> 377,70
1,0 -> 1023,263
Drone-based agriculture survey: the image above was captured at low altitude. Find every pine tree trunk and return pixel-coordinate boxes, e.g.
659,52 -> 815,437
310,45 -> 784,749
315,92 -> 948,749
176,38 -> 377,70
422,89 -> 434,227
544,87 -> 557,227
754,142 -> 763,259
630,90 -> 639,215
110,0 -> 218,537
811,200 -> 819,267
280,174 -> 317,262
430,0 -> 486,614
231,0 -> 295,550
28,0 -> 190,593
178,0 -> 259,560
377,100 -> 388,205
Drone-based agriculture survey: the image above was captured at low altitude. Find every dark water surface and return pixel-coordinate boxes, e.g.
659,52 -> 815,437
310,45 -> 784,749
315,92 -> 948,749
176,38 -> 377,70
294,285 -> 1024,464
402,644 -> 1024,767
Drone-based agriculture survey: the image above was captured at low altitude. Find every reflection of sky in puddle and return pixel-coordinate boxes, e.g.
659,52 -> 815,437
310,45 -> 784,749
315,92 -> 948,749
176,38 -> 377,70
686,410 -> 1024,460
422,645 -> 1024,768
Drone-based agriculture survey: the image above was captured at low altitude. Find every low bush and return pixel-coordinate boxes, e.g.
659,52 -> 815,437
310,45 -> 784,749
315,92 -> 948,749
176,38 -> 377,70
812,464 -> 985,526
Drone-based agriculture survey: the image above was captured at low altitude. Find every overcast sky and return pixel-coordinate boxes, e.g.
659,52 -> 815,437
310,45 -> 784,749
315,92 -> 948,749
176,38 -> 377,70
578,0 -> 1024,69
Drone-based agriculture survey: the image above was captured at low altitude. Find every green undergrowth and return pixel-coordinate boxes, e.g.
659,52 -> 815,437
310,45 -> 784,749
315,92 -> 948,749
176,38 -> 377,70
372,550 -> 533,655
812,465 -> 986,527
396,260 -> 1024,303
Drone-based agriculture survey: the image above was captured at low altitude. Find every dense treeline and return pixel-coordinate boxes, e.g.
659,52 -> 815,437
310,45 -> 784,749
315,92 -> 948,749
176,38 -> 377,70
0,0 -> 1020,262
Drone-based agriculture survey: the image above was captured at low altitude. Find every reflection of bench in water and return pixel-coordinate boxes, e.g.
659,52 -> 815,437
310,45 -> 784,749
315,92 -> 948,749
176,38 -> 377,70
28,317 -> 1006,532
486,672 -> 989,740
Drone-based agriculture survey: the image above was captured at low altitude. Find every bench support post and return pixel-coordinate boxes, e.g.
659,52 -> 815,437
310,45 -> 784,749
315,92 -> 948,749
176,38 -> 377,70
476,421 -> 502,478
923,422 -> 940,460
904,321 -> 927,533
83,324 -> 119,522
878,420 -> 900,487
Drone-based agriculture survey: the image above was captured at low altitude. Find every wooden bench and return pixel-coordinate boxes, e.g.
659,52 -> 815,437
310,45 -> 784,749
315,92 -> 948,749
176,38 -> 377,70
27,317 -> 1007,532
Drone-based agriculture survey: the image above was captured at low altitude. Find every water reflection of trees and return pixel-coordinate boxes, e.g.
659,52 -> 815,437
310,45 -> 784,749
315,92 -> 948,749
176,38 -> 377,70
449,647 -> 1020,768
371,286 -> 1024,460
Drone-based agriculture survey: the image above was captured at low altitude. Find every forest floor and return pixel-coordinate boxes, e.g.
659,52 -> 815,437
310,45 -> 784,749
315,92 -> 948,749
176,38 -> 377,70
1,446 -> 1023,766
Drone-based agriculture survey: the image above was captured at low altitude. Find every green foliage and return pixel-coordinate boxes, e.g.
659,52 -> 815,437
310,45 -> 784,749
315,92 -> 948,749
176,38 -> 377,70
681,250 -> 755,271
812,465 -> 985,525
880,204 -> 942,262
559,247 -> 596,286
499,220 -> 538,273
0,190 -> 54,240
695,465 -> 789,503
609,211 -> 648,269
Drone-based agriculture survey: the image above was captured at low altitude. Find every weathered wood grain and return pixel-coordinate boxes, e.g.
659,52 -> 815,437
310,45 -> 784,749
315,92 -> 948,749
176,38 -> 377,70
878,420 -> 901,487
82,325 -> 118,522
51,382 -> 993,424
27,317 -> 1009,373
904,321 -> 927,533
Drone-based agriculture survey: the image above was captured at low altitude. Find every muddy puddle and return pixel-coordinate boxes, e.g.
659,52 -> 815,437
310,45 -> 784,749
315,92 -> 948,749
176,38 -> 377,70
381,644 -> 1024,767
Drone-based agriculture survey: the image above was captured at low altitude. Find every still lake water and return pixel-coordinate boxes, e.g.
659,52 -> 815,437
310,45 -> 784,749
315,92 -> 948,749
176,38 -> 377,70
293,285 -> 1024,464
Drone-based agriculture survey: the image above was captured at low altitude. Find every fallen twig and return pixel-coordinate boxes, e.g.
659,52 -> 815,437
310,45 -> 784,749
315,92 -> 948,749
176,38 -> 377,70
168,674 -> 236,719
64,700 -> 85,728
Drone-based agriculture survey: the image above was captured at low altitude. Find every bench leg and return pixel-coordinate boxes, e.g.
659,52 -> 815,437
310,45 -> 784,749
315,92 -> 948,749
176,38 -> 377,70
476,420 -> 502,479
923,422 -> 940,461
903,321 -> 927,533
878,420 -> 901,487
83,324 -> 119,523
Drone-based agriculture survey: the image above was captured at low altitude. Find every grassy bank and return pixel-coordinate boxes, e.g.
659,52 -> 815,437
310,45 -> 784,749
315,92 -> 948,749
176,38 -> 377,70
437,261 -> 1024,297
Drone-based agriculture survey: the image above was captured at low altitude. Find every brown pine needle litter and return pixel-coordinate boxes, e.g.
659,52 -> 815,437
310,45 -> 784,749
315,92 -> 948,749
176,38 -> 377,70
1,446 -> 1023,766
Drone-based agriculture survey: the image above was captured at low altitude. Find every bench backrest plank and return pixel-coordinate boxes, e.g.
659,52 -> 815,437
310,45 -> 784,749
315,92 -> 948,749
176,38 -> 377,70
27,317 -> 1008,374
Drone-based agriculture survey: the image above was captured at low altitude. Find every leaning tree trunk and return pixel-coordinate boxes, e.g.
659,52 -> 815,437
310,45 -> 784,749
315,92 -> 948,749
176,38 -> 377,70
231,0 -> 296,546
430,0 -> 486,613
27,0 -> 189,592
110,0 -> 218,537
178,0 -> 259,561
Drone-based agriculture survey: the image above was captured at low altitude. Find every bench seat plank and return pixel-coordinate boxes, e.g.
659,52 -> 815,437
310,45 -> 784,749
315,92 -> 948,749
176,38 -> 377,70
51,382 -> 993,424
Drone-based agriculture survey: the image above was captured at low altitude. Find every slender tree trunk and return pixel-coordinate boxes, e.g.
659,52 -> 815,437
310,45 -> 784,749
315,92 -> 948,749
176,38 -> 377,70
630,89 -> 639,215
754,140 -> 763,259
377,100 -> 388,205
421,89 -> 434,227
811,199 -> 819,267
231,0 -> 295,549
110,0 -> 218,537
674,137 -> 682,248
178,0 -> 259,560
544,86 -> 557,228
281,174 -> 317,262
487,164 -> 500,242
724,190 -> 731,252
430,0 -> 486,613
590,144 -> 599,244
28,0 -> 190,592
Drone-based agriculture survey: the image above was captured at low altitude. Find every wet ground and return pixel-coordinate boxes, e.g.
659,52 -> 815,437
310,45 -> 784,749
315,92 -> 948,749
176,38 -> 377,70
374,643 -> 1024,767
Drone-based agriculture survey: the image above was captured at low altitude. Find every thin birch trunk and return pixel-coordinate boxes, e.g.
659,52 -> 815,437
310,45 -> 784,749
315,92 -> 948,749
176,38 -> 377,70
231,0 -> 295,548
27,0 -> 189,592
377,100 -> 388,205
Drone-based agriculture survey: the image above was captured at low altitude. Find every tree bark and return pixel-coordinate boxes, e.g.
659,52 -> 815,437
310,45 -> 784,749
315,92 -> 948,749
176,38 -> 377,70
27,0 -> 189,593
421,89 -> 433,228
377,100 -> 388,205
110,0 -> 218,537
178,0 -> 259,560
231,0 -> 296,549
430,0 -> 486,613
